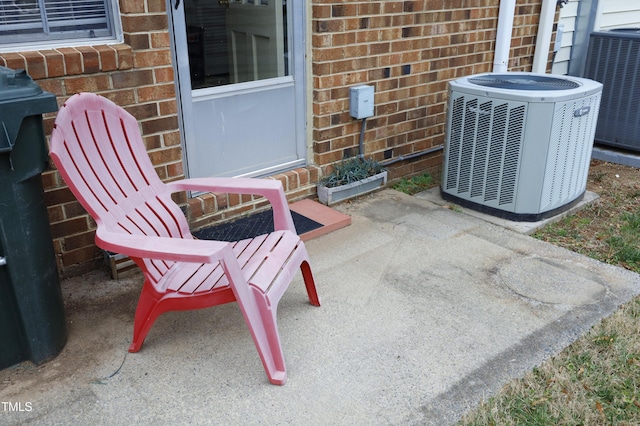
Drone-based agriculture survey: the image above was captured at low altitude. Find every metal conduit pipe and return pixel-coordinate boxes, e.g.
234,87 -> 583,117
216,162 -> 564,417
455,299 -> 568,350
380,144 -> 444,167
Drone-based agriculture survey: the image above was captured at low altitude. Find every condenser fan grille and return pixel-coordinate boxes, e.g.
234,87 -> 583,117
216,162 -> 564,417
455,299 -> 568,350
468,74 -> 580,90
445,96 -> 525,206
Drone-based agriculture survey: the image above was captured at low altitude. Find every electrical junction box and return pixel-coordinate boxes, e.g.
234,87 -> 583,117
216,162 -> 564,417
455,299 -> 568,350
349,85 -> 374,119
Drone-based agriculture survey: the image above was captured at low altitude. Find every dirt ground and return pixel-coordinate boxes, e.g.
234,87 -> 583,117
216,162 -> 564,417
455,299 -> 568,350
586,159 -> 640,205
540,158 -> 640,260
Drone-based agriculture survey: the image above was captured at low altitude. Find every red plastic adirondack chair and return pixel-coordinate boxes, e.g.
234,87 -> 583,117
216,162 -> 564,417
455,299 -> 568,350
49,93 -> 320,385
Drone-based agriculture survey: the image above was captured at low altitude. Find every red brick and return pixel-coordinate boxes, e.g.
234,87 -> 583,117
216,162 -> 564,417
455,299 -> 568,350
112,69 -> 155,89
1,52 -> 26,70
47,206 -> 64,223
119,0 -> 144,13
41,170 -> 58,191
147,146 -> 182,165
37,79 -> 64,96
313,5 -> 331,19
136,83 -> 176,102
121,14 -> 168,33
188,197 -> 204,219
113,44 -> 134,70
64,75 -> 111,94
77,46 -> 100,74
64,231 -> 96,251
144,135 -> 162,150
151,32 -> 171,48
140,115 -> 179,134
124,33 -> 150,50
40,50 -> 65,78
50,217 -> 89,239
148,0 -> 167,13
167,161 -> 184,178
63,201 -> 88,218
159,100 -> 177,115
22,51 -> 46,80
45,186 -> 77,206
382,1 -> 404,13
102,89 -> 136,106
61,245 -> 102,269
126,102 -> 158,120
133,49 -> 172,68
57,48 -> 82,75
163,130 -> 181,146
358,2 -> 380,14
93,46 -> 117,71
155,165 -> 167,180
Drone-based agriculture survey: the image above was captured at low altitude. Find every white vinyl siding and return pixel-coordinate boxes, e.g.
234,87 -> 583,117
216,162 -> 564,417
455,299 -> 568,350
551,0 -> 579,75
596,0 -> 640,30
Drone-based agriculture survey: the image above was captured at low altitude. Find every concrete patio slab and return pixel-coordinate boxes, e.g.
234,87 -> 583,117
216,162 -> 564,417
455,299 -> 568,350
1,188 -> 638,425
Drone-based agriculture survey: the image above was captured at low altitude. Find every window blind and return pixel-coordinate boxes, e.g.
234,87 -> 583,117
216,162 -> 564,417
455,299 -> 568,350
0,0 -> 112,42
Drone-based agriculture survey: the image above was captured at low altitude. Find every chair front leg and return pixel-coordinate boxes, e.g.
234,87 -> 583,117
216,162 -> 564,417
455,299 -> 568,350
220,253 -> 288,385
129,279 -> 162,353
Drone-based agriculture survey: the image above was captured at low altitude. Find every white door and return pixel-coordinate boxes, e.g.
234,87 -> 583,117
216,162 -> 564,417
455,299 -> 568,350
169,0 -> 306,178
227,0 -> 284,83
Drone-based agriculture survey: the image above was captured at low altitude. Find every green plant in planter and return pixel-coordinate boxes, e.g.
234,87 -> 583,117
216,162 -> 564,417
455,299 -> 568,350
320,157 -> 385,188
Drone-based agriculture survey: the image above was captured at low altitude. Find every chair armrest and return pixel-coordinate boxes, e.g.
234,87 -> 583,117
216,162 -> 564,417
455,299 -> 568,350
96,228 -> 232,264
166,177 -> 296,232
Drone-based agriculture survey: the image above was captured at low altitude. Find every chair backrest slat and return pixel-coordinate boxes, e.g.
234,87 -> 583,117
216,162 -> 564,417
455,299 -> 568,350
82,109 -> 142,197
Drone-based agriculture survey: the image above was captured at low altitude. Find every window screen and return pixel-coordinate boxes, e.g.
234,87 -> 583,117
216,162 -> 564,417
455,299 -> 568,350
0,0 -> 114,44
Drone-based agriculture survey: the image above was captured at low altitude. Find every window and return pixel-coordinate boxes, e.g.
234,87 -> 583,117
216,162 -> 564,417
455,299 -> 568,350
0,0 -> 117,44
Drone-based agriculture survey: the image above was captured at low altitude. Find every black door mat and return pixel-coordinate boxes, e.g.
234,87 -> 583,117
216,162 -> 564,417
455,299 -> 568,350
192,210 -> 323,242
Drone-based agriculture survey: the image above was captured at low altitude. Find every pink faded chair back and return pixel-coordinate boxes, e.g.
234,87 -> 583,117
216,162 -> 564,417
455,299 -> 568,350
50,93 -> 190,281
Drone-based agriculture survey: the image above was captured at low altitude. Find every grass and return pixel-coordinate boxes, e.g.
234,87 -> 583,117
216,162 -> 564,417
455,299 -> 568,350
459,297 -> 640,425
392,172 -> 435,195
458,160 -> 640,425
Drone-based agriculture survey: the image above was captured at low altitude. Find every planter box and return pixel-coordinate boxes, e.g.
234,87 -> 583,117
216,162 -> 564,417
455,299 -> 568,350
317,171 -> 387,206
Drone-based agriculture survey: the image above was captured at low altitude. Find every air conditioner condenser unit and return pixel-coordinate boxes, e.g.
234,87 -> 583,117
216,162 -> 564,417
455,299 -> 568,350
441,72 -> 602,221
584,29 -> 640,151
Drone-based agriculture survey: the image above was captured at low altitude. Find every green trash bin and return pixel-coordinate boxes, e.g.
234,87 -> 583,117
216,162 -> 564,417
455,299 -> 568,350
0,67 -> 67,369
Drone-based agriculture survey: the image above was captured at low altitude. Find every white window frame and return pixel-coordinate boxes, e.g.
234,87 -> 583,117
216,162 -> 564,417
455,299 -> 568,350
0,0 -> 122,52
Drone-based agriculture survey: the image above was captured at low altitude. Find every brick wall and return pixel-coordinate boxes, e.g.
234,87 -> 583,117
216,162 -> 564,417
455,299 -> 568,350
0,0 -> 556,277
0,0 -> 183,277
311,0 -> 554,181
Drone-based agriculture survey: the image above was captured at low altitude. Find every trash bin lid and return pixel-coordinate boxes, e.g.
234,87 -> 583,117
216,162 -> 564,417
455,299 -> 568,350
0,67 -> 58,154
0,67 -> 44,101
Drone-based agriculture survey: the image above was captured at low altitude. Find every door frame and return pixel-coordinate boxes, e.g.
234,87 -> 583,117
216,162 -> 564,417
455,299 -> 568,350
166,0 -> 309,179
